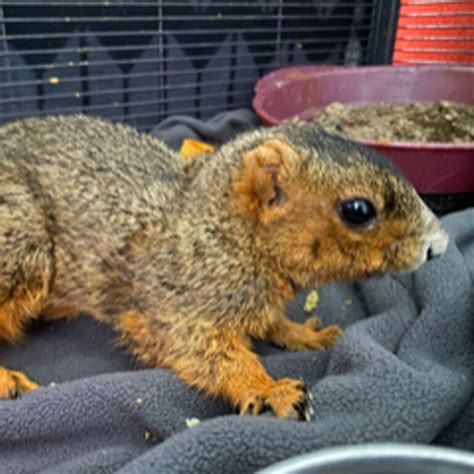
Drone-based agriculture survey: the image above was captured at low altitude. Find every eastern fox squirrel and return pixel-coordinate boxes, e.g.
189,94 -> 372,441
0,115 -> 448,420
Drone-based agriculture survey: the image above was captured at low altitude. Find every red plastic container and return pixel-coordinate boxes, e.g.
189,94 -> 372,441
253,66 -> 474,194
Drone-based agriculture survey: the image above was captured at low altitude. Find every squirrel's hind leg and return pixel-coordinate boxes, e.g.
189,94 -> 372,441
0,367 -> 39,399
0,174 -> 54,399
0,293 -> 45,399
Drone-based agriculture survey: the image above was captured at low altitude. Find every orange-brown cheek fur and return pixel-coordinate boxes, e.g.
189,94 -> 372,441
374,218 -> 424,270
320,217 -> 425,280
268,192 -> 424,286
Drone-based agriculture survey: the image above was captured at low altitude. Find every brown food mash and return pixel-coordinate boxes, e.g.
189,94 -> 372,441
312,101 -> 474,143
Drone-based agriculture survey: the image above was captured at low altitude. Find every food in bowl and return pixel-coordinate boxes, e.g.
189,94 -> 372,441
311,101 -> 474,144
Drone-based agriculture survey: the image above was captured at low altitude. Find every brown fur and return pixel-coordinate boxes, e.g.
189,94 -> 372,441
0,289 -> 45,343
0,116 -> 448,419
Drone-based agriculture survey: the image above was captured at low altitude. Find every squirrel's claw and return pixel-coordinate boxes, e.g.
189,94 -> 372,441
0,367 -> 39,400
238,378 -> 314,422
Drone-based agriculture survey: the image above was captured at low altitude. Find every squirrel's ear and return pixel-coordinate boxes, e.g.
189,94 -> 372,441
232,138 -> 300,225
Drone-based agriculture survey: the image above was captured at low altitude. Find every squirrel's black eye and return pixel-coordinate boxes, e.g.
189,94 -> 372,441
338,198 -> 377,228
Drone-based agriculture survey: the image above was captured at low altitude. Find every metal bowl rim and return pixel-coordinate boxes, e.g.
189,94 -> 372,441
257,443 -> 474,473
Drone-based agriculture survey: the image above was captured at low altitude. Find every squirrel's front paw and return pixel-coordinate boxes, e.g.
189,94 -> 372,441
272,316 -> 342,352
309,322 -> 342,350
240,378 -> 313,421
0,367 -> 39,399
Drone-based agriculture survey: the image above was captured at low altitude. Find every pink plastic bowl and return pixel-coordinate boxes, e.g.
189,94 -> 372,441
253,65 -> 474,194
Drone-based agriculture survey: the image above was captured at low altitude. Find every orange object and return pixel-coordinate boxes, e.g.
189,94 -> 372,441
180,139 -> 216,159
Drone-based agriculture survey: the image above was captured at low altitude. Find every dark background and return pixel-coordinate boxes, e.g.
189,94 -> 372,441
0,0 -> 397,132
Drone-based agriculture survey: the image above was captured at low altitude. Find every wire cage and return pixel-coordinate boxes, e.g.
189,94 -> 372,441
0,0 -> 398,132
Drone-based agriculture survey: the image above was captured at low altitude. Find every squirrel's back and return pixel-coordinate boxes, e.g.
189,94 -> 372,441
0,114 -> 184,187
0,115 -> 187,236
0,115 -> 193,312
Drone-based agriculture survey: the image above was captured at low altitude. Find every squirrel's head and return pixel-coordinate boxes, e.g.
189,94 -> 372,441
231,123 -> 449,288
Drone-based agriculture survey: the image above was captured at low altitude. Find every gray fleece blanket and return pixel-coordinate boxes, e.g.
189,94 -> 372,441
0,110 -> 473,473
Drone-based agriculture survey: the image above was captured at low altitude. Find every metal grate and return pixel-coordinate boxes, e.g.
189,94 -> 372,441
0,0 -> 389,131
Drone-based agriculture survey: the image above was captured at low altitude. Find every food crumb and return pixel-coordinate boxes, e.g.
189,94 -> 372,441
143,430 -> 159,443
48,77 -> 60,85
136,398 -> 143,405
342,300 -> 352,309
304,290 -> 319,313
185,417 -> 201,428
